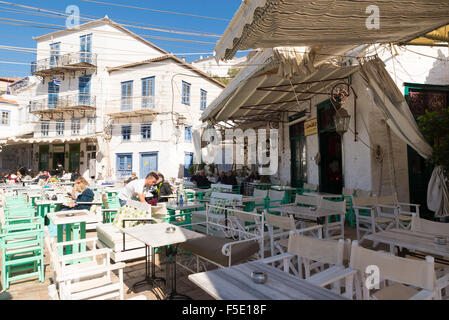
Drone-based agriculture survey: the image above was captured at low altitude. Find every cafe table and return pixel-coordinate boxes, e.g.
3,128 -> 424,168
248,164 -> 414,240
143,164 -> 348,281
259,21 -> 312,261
188,260 -> 347,300
47,209 -> 95,261
35,199 -> 64,220
365,228 -> 449,265
121,222 -> 205,299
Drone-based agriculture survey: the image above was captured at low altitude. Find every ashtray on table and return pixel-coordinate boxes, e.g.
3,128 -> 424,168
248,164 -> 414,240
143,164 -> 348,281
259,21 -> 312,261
166,226 -> 176,233
251,271 -> 267,284
434,236 -> 447,245
65,212 -> 75,217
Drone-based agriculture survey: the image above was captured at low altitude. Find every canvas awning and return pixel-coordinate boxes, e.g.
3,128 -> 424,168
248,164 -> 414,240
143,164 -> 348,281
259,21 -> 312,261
215,0 -> 449,61
202,47 -> 433,159
3,134 -> 99,145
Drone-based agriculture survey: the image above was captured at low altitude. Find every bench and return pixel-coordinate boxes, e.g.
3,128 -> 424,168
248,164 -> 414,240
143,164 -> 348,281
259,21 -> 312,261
177,205 -> 265,273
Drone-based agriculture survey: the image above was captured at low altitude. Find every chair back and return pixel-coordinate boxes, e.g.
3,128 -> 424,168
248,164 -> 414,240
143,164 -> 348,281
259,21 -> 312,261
268,189 -> 285,202
342,188 -> 354,197
349,241 -> 436,291
320,199 -> 346,213
253,188 -> 268,199
264,212 -> 296,231
295,194 -> 320,207
287,233 -> 345,266
353,196 -> 377,207
210,192 -> 243,205
377,195 -> 398,205
411,214 -> 449,236
303,183 -> 318,192
355,189 -> 372,197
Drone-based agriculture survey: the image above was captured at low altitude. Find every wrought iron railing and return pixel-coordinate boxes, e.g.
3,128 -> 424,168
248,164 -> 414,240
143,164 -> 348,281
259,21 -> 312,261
29,94 -> 96,112
31,52 -> 97,73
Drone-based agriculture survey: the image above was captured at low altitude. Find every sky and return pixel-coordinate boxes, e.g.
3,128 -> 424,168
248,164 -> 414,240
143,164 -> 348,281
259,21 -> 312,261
0,0 -> 243,78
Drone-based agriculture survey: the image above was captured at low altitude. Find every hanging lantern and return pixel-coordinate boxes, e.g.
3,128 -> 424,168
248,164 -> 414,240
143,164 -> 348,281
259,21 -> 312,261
333,107 -> 351,135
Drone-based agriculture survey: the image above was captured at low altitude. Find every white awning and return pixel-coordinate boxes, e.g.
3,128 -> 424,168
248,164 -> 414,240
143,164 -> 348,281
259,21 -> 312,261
215,0 -> 449,60
4,134 -> 99,145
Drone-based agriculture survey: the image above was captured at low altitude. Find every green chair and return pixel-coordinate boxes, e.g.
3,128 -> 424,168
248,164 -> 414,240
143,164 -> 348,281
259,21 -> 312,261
0,218 -> 45,290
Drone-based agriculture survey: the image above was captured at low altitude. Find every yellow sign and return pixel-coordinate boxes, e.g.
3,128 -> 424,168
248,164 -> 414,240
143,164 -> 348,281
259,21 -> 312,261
304,118 -> 318,136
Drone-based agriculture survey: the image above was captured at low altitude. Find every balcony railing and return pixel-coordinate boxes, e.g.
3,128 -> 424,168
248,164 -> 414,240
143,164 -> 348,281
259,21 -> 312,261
30,94 -> 96,113
106,96 -> 159,118
31,52 -> 97,75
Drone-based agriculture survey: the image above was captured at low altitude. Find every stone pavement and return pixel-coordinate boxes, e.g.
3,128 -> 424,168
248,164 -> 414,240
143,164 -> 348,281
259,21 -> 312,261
0,225 -> 367,300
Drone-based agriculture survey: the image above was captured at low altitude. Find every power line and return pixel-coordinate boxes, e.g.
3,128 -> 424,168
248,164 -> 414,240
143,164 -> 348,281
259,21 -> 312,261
80,0 -> 231,22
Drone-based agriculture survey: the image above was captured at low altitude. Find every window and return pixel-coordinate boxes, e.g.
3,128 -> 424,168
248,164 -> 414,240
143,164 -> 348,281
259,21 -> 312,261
50,42 -> 60,66
87,117 -> 96,134
79,75 -> 91,105
182,81 -> 191,105
142,77 -> 155,109
48,81 -> 59,109
185,126 -> 192,143
121,81 -> 133,110
200,89 -> 207,110
41,121 -> 49,137
122,125 -> 131,141
56,120 -> 64,136
116,153 -> 132,177
71,118 -> 81,135
141,123 -> 152,140
0,110 -> 10,126
80,34 -> 92,63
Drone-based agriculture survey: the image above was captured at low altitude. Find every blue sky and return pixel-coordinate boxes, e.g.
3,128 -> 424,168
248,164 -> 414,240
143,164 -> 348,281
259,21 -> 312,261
0,0 -> 242,78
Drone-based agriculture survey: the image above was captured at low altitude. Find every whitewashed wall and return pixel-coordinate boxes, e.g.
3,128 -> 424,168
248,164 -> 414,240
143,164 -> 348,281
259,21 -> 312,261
107,59 -> 224,179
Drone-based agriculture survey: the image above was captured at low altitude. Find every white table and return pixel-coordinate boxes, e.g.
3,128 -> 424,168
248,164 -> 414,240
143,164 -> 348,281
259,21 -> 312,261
365,228 -> 449,264
189,260 -> 348,300
121,223 -> 205,299
302,192 -> 342,199
166,202 -> 204,211
271,205 -> 344,220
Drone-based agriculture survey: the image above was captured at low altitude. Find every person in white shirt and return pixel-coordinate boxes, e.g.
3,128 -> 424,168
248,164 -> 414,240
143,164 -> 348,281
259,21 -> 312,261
118,171 -> 159,207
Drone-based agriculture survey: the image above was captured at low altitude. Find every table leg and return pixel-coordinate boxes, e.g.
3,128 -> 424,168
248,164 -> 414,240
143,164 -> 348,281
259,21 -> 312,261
164,244 -> 191,300
132,245 -> 166,296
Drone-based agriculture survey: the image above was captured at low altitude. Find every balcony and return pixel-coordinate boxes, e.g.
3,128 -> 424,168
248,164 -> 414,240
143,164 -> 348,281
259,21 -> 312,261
106,96 -> 160,119
31,52 -> 97,76
30,94 -> 96,115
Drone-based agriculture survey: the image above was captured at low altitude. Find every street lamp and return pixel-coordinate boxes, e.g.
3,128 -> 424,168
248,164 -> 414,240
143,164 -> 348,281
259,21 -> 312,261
334,107 -> 351,136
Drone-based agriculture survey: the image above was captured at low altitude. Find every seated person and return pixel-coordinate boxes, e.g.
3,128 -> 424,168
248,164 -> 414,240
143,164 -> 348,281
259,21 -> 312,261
70,169 -> 81,182
60,177 -> 94,211
155,172 -> 173,203
190,170 -> 211,188
220,171 -> 238,186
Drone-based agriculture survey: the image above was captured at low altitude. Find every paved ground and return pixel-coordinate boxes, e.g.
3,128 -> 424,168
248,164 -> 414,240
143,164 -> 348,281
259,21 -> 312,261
0,224 -> 374,300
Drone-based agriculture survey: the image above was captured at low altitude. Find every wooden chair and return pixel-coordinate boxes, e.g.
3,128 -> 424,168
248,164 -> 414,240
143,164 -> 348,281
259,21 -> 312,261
45,228 -> 126,300
295,194 -> 321,207
303,183 -> 318,192
320,199 -> 346,240
355,189 -> 372,197
266,189 -> 287,212
353,196 -> 395,244
253,188 -> 268,210
376,195 -> 413,230
348,241 -> 439,300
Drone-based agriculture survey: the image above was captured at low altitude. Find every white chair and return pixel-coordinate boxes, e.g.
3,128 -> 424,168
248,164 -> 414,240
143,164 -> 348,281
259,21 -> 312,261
376,195 -> 413,230
303,183 -> 318,192
44,228 -> 126,300
355,189 -> 372,197
295,194 -> 321,207
253,188 -> 268,208
353,196 -> 395,244
348,241 -> 439,300
320,199 -> 346,240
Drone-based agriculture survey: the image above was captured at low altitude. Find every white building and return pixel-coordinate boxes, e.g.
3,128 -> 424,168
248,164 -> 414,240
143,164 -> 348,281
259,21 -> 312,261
105,55 -> 224,180
192,55 -> 248,78
1,17 -> 224,180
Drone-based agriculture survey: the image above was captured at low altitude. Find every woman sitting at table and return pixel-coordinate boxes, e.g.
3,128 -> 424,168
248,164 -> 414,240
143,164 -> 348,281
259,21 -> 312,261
60,177 -> 95,211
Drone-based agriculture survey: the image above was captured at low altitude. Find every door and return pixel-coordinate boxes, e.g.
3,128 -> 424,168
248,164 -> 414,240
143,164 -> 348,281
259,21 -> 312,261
48,81 -> 59,109
52,144 -> 65,170
38,145 -> 49,171
80,34 -> 92,63
121,81 -> 133,110
69,144 -> 80,172
405,84 -> 448,219
50,42 -> 60,67
79,75 -> 91,106
290,121 -> 307,188
140,152 -> 158,179
184,152 -> 194,177
318,100 -> 343,194
116,153 -> 132,178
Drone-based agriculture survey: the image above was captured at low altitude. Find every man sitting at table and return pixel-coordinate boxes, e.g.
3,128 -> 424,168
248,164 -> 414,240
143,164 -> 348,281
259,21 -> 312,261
155,172 -> 174,203
190,170 -> 211,188
118,171 -> 159,207
60,177 -> 95,211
